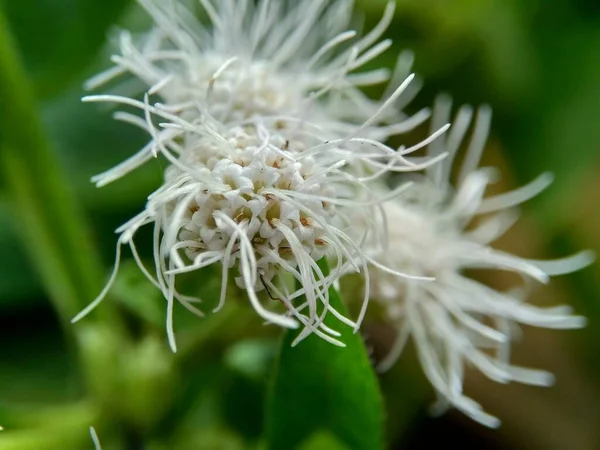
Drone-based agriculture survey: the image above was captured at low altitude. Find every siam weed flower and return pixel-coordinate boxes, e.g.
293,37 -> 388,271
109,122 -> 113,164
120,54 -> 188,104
86,0 -> 430,186
73,100 -> 441,351
77,0 -> 451,352
367,95 -> 593,427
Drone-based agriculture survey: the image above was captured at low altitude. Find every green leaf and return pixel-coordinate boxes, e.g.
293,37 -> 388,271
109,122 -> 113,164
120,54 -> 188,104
111,260 -> 167,329
0,12 -> 111,326
164,425 -> 246,450
0,200 -> 41,305
2,0 -> 134,98
265,259 -> 384,450
76,324 -> 177,432
516,27 -> 600,229
224,339 -> 277,382
296,430 -> 352,450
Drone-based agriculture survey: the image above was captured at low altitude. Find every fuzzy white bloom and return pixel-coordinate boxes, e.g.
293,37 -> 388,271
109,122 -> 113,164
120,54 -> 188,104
74,93 -> 443,351
368,95 -> 593,427
86,0 -> 430,186
77,0 -> 453,351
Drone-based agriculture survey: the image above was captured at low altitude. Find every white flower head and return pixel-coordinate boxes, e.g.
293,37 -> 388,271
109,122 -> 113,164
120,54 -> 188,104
368,95 -> 593,427
73,97 -> 441,351
77,0 -> 454,354
85,0 -> 431,186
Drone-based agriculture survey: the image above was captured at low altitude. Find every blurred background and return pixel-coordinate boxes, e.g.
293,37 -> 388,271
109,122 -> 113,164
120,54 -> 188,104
0,0 -> 599,449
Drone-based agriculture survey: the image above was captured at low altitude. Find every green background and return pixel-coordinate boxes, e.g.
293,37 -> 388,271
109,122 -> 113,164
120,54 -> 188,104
1,1 -> 599,449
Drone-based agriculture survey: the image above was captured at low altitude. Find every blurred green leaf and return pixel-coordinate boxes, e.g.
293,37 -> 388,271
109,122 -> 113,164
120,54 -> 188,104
77,323 -> 176,432
222,341 -> 277,442
0,12 -> 114,326
161,425 -> 245,450
0,401 -> 95,431
111,260 -> 166,329
0,0 -> 161,311
518,27 -> 600,228
297,430 -> 352,450
224,339 -> 277,382
0,422 -> 94,450
160,360 -> 226,439
0,80 -> 157,310
2,0 -> 134,98
266,259 -> 384,450
0,200 -> 41,304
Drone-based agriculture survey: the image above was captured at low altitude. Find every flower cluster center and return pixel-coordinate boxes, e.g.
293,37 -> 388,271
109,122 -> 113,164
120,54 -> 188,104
166,125 -> 334,287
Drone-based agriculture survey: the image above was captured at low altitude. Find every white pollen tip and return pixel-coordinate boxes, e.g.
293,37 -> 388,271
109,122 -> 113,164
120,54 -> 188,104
578,250 -> 596,267
539,373 -> 556,387
90,426 -> 102,450
540,171 -> 555,185
487,418 -> 502,429
572,316 -> 588,328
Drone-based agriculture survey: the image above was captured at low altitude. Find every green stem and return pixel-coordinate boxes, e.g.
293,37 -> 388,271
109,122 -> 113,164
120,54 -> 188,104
0,10 -> 107,326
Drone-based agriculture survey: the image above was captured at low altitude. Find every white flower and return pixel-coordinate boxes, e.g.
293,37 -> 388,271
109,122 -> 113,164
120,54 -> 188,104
85,0 -> 430,186
74,108 -> 438,351
76,0 -> 452,352
367,95 -> 593,427
77,32 -> 449,351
